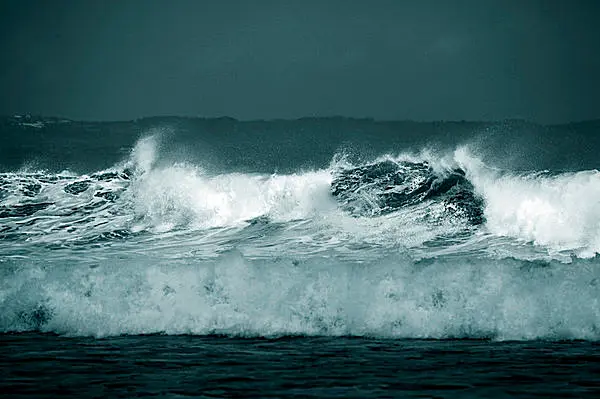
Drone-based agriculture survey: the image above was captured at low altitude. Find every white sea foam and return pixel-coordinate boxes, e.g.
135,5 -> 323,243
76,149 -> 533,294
456,147 -> 600,257
1,251 -> 599,340
127,164 -> 334,232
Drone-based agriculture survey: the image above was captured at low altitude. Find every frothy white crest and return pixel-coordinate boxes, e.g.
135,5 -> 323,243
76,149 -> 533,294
128,164 -> 335,232
456,147 -> 600,257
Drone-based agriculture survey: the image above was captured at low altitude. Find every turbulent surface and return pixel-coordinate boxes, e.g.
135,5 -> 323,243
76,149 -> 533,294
331,159 -> 484,224
1,117 -> 600,341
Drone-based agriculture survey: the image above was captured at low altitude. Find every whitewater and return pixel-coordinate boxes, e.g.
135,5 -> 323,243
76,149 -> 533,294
2,123 -> 600,342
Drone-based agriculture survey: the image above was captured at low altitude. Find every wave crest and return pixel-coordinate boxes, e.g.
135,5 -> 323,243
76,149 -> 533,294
4,137 -> 600,258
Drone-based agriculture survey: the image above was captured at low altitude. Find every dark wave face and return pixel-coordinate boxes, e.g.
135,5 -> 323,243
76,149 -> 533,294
1,116 -> 600,340
331,160 -> 484,224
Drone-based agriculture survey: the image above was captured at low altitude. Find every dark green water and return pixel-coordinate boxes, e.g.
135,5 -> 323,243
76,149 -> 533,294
2,334 -> 600,398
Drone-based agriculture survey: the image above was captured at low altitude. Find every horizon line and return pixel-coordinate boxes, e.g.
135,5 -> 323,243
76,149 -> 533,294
4,113 -> 600,127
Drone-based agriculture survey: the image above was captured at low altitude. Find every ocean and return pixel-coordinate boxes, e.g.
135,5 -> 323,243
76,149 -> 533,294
1,115 -> 600,397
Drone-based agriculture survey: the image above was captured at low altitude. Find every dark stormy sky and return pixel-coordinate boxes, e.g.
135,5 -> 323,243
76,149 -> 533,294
1,0 -> 599,123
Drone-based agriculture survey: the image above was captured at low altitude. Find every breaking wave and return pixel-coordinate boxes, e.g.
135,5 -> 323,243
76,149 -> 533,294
2,134 -> 600,339
2,250 -> 599,340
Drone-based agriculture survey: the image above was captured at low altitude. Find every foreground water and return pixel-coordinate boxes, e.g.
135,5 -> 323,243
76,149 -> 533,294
2,116 -> 600,395
2,334 -> 599,398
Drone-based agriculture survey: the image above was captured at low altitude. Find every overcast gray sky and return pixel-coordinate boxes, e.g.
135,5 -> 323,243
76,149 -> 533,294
0,0 -> 598,123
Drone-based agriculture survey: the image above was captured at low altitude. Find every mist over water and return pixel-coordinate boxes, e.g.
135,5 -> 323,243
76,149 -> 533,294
1,116 -> 600,340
